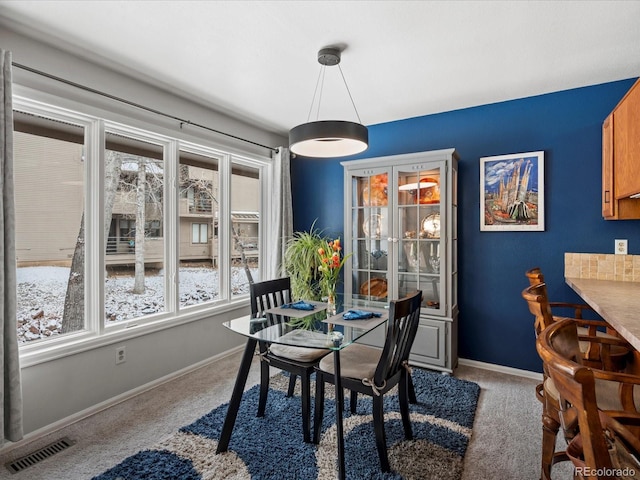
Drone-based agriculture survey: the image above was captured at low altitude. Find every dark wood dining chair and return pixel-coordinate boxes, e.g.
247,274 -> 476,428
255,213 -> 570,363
250,277 -> 328,443
522,282 -> 634,480
536,318 -> 640,479
312,290 -> 422,472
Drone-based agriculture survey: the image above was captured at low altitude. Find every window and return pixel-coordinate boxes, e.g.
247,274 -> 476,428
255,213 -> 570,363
146,220 -> 162,238
192,223 -> 208,244
13,97 -> 270,353
104,130 -> 167,325
230,161 -> 260,297
13,110 -> 87,342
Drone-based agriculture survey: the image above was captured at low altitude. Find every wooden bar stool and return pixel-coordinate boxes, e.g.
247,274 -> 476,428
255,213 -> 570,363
522,281 -> 633,480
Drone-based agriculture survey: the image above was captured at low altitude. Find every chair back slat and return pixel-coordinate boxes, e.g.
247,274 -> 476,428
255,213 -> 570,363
250,278 -> 292,317
374,291 -> 422,385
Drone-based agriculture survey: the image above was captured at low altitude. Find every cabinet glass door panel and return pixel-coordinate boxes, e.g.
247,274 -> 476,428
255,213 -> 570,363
396,163 -> 444,315
397,170 -> 440,206
349,171 -> 390,304
353,239 -> 389,271
361,209 -> 387,239
354,271 -> 388,302
397,273 -> 442,313
359,173 -> 388,207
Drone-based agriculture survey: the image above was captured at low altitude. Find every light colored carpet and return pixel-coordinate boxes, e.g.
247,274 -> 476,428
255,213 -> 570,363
0,352 -> 573,479
457,365 -> 572,480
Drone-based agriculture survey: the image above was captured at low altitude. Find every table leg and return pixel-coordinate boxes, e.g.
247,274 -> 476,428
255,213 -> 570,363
216,338 -> 257,453
333,349 -> 346,480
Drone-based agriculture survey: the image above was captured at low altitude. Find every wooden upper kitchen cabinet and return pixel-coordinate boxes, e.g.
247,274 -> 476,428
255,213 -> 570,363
602,78 -> 640,219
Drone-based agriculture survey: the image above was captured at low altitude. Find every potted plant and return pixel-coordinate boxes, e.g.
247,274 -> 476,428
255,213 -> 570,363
282,221 -> 325,301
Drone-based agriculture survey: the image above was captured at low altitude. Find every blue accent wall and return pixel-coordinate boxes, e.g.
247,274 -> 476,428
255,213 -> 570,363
291,78 -> 640,372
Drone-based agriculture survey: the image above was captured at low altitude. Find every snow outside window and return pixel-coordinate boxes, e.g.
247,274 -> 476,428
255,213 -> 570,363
13,98 -> 267,354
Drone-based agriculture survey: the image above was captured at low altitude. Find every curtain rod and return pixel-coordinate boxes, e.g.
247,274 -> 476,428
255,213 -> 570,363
11,62 -> 279,153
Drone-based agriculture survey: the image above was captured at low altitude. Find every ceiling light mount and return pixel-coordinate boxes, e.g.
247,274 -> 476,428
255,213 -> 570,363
289,46 -> 368,158
317,47 -> 341,67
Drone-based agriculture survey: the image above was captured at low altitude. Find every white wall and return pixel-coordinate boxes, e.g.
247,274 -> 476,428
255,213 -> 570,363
0,23 -> 286,156
21,310 -> 248,434
1,26 -> 286,438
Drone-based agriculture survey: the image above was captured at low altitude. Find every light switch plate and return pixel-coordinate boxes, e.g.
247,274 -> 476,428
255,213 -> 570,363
615,239 -> 628,255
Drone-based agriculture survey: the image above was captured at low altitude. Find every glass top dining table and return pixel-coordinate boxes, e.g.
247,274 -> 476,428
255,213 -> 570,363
223,298 -> 388,350
215,297 -> 389,480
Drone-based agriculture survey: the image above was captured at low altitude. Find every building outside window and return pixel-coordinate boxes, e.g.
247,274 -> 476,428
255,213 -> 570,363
13,97 -> 267,352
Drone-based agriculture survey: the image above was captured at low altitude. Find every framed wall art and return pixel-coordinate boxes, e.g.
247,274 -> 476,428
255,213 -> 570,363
480,151 -> 544,231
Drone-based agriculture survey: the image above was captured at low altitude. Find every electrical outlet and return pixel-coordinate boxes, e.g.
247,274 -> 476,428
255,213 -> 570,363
615,239 -> 628,255
115,346 -> 126,365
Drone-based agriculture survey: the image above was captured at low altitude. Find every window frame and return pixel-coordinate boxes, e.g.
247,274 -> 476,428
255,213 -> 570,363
13,94 -> 272,368
192,223 -> 209,244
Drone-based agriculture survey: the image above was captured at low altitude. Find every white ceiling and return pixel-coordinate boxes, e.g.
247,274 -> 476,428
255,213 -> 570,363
1,1 -> 640,137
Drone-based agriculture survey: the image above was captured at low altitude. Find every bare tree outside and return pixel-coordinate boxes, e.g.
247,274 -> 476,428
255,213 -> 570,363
62,150 -> 123,333
133,159 -> 147,294
14,119 -> 261,344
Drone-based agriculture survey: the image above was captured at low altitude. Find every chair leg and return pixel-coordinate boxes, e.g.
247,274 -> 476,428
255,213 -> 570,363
301,373 -> 311,443
372,394 -> 390,472
287,374 -> 297,397
313,372 -> 325,444
350,390 -> 357,413
407,373 -> 417,404
541,410 -> 561,480
399,374 -> 413,440
257,359 -> 270,417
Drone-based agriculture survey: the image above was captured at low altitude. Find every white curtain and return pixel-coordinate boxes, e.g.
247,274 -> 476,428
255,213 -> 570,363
0,50 -> 23,444
266,147 -> 293,279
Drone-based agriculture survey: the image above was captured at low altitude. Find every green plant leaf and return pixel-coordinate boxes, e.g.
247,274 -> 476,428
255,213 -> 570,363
282,220 -> 326,301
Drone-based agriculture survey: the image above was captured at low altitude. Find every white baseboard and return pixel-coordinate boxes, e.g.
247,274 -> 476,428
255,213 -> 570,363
458,357 -> 543,381
0,345 -> 245,456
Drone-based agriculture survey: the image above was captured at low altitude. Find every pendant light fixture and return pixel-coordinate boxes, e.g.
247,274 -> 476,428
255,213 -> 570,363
289,47 -> 368,158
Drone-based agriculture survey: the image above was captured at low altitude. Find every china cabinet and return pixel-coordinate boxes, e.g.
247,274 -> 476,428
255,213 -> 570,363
341,148 -> 459,372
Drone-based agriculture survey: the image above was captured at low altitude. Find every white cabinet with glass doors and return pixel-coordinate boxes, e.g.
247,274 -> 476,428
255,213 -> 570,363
341,148 -> 458,373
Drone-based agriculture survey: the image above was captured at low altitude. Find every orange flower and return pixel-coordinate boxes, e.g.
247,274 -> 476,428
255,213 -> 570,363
317,236 -> 351,297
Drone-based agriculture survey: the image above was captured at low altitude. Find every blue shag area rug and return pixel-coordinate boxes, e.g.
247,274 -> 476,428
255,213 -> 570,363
93,368 -> 480,480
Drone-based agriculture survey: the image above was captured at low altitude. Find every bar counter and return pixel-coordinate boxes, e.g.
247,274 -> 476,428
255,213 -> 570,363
566,277 -> 640,351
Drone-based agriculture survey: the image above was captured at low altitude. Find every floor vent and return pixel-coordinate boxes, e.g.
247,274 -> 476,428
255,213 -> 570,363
5,437 -> 75,474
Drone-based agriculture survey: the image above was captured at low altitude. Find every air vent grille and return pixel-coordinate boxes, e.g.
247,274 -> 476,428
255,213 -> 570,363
5,437 -> 75,474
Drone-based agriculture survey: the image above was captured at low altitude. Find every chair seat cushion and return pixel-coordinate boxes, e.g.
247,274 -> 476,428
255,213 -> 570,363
269,343 -> 327,362
576,326 -> 618,340
269,330 -> 328,362
318,343 -> 381,380
574,326 -> 629,371
544,377 -> 640,412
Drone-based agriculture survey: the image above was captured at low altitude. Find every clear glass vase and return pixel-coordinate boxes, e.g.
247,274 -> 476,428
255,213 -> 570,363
327,285 -> 337,317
